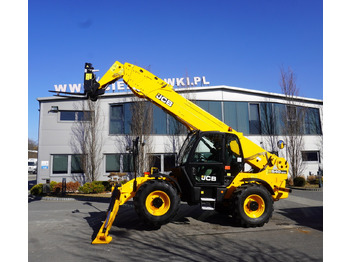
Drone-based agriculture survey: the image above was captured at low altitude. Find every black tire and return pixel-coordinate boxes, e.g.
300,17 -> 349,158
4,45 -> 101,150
233,184 -> 274,227
134,180 -> 180,227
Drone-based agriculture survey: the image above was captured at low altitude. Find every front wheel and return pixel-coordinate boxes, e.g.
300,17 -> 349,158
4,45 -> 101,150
134,180 -> 180,227
233,184 -> 274,227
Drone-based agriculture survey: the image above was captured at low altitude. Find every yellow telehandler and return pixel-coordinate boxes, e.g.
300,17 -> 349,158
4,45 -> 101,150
71,61 -> 290,244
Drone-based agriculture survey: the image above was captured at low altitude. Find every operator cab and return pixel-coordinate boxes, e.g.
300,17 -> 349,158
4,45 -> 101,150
174,131 -> 244,207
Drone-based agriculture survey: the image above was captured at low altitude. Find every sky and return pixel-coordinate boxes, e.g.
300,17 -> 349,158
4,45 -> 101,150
28,0 -> 323,141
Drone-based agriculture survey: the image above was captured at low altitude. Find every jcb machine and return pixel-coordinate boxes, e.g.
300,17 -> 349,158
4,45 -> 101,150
81,61 -> 290,244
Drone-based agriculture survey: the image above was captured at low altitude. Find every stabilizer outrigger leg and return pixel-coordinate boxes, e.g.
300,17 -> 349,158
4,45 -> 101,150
92,185 -> 121,244
91,174 -> 151,244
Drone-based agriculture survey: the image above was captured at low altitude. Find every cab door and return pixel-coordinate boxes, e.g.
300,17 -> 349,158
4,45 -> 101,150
187,132 -> 225,186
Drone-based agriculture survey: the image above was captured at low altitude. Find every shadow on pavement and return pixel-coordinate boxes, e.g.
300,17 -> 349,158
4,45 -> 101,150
277,206 -> 323,231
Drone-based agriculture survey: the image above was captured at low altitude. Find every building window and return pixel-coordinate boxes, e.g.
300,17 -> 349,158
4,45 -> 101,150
196,101 -> 223,121
52,155 -> 68,174
60,111 -> 91,121
302,151 -> 320,162
105,154 -> 134,173
260,103 -> 276,135
110,102 -> 187,135
168,114 -> 187,135
287,106 -> 297,121
249,103 -> 261,135
71,154 -> 84,173
149,154 -> 161,170
273,103 -> 286,135
60,111 -> 75,121
152,105 -> 167,134
304,107 -> 322,135
110,105 -> 124,134
105,154 -> 121,172
77,111 -> 92,121
122,154 -> 134,172
223,101 -> 249,134
147,153 -> 177,172
164,154 -> 176,171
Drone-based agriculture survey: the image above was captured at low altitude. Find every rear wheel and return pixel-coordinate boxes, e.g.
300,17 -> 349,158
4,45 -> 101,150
134,180 -> 180,227
233,184 -> 274,227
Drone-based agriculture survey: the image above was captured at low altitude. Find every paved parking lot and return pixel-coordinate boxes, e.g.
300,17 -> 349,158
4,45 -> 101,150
28,188 -> 323,262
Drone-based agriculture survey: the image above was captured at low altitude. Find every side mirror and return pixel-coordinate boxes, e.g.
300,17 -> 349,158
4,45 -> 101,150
277,140 -> 285,149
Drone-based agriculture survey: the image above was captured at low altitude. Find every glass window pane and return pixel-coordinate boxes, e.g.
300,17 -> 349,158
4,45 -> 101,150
122,154 -> 134,172
60,111 -> 75,121
235,102 -> 249,134
71,155 -> 84,173
164,154 -> 176,171
106,154 -> 120,172
274,103 -> 286,135
153,105 -> 167,134
302,151 -> 319,162
110,105 -> 124,134
197,101 -> 209,112
223,102 -> 249,134
53,155 -> 68,174
168,114 -> 187,135
260,103 -> 276,135
225,134 -> 243,178
223,101 -> 237,130
287,106 -> 297,120
124,103 -> 132,134
208,101 -> 222,120
178,132 -> 197,165
249,104 -> 261,134
77,111 -> 91,121
149,154 -> 161,170
193,133 -> 223,163
304,108 -> 322,135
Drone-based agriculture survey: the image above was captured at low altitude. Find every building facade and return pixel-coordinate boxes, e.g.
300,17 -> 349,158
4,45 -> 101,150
36,85 -> 323,184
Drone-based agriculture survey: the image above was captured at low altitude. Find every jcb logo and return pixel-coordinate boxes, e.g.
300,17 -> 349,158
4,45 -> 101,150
156,93 -> 173,107
201,175 -> 216,182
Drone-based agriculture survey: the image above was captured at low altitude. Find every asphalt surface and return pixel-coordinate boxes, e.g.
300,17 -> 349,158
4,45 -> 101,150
28,180 -> 323,262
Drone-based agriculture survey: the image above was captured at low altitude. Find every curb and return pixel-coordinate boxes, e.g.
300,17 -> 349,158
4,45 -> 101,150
28,195 -> 111,203
288,186 -> 323,192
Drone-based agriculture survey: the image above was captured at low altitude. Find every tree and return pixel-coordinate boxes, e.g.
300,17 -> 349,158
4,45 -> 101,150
279,66 -> 305,179
114,96 -> 154,177
130,97 -> 154,176
70,100 -> 104,182
28,138 -> 38,158
260,102 -> 278,154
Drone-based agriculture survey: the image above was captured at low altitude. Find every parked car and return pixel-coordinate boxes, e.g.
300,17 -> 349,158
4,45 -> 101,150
28,158 -> 37,174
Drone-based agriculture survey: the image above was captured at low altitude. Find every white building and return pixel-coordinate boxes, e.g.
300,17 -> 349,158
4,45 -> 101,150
36,85 -> 323,184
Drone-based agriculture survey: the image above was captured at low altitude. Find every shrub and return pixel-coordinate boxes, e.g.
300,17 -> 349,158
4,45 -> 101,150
78,181 -> 105,194
293,176 -> 306,187
50,181 -> 58,192
286,177 -> 293,186
53,182 -> 62,194
307,175 -> 317,184
30,183 -> 43,195
66,181 -> 80,192
102,181 -> 112,192
53,181 -> 80,194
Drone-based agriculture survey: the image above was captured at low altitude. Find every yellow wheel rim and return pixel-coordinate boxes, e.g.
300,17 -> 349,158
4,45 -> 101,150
243,194 -> 265,218
145,190 -> 171,216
